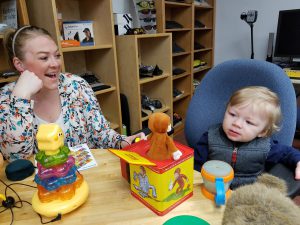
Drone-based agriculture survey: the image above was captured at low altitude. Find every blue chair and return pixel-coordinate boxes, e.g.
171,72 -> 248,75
185,59 -> 300,197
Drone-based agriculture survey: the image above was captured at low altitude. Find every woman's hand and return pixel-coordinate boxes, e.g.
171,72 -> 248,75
121,132 -> 147,148
12,70 -> 43,99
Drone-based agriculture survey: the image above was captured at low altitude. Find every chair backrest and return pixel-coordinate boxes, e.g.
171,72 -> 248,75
185,59 -> 296,149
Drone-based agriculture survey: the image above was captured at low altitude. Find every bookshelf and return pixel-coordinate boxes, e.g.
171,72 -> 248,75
155,0 -> 215,134
116,33 -> 172,134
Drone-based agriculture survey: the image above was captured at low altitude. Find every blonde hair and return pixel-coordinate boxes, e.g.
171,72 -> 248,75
3,25 -> 53,69
227,86 -> 281,136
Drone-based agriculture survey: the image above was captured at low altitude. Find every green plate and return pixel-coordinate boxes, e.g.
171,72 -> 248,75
163,215 -> 210,225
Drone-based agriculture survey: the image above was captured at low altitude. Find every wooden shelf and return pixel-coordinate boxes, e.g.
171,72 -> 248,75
194,5 -> 214,10
141,106 -> 171,122
172,51 -> 190,57
173,72 -> 190,80
174,119 -> 185,134
61,44 -> 113,52
94,86 -> 116,95
193,65 -> 211,73
194,47 -> 213,53
194,27 -> 213,31
166,28 -> 191,32
139,74 -> 170,84
155,0 -> 215,129
173,92 -> 190,102
0,76 -> 19,83
116,34 -> 172,133
165,1 -> 191,7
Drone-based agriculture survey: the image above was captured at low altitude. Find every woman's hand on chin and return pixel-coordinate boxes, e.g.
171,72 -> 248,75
12,70 -> 43,99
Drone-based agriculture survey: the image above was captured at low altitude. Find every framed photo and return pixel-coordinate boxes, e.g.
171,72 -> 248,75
61,20 -> 95,47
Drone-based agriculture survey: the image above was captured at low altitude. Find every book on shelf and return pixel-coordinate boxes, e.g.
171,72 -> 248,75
61,20 -> 95,48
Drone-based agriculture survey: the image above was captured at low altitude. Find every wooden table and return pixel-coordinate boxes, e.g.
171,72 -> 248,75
0,150 -> 224,225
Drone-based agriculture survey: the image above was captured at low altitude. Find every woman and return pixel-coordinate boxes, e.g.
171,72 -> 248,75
0,25 -> 144,161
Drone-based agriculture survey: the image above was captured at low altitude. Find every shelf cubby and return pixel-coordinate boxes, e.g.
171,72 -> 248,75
116,34 -> 172,134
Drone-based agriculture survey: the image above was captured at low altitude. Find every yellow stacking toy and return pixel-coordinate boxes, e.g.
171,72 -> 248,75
32,124 -> 89,217
201,160 -> 234,206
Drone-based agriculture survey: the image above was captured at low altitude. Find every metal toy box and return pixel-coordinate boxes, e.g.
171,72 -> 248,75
120,140 -> 194,216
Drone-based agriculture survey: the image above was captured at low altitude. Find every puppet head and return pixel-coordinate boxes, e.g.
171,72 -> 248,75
148,112 -> 170,134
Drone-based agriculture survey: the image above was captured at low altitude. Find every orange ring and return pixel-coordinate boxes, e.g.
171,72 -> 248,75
201,185 -> 232,201
201,165 -> 234,183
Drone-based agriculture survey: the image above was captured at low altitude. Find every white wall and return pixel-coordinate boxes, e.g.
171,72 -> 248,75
215,0 -> 300,65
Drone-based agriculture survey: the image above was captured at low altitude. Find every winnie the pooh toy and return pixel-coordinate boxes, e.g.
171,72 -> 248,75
147,112 -> 182,161
222,173 -> 300,225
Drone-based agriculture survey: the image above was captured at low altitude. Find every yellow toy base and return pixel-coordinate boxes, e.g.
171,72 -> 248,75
32,180 -> 89,217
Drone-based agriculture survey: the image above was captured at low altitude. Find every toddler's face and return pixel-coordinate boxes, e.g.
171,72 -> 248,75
222,103 -> 268,142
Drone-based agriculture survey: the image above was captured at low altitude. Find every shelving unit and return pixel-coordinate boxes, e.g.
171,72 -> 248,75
0,0 -> 29,84
155,0 -> 215,133
116,33 -> 172,134
25,0 -> 122,131
193,1 -> 215,83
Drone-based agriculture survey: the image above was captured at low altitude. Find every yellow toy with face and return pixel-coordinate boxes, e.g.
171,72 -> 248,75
33,123 -> 89,217
36,124 -> 64,156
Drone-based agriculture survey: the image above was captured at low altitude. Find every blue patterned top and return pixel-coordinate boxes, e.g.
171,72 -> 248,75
0,73 -> 123,161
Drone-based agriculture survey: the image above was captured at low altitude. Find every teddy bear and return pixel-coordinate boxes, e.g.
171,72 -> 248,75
222,173 -> 300,225
146,112 -> 182,161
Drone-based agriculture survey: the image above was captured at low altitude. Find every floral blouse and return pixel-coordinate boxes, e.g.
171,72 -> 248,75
0,73 -> 123,161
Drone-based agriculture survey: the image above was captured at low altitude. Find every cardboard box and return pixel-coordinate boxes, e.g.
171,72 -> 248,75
113,13 -> 132,35
114,13 -> 132,25
117,140 -> 194,216
61,21 -> 95,47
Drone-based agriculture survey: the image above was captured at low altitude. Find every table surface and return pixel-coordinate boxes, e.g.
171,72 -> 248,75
0,150 -> 224,225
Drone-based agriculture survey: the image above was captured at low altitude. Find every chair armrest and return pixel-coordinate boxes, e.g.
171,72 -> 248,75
268,163 -> 300,198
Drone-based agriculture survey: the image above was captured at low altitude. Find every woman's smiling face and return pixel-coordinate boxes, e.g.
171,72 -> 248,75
21,35 -> 61,90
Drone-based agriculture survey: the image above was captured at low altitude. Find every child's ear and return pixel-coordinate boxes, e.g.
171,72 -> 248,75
258,129 -> 268,138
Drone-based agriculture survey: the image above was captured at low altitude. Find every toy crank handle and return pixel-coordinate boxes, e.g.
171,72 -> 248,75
215,177 -> 225,206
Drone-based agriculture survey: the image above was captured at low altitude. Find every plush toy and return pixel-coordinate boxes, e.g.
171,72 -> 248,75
222,174 -> 300,225
147,112 -> 182,161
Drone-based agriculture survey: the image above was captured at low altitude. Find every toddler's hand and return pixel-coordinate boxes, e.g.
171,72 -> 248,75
295,162 -> 300,180
12,70 -> 43,99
